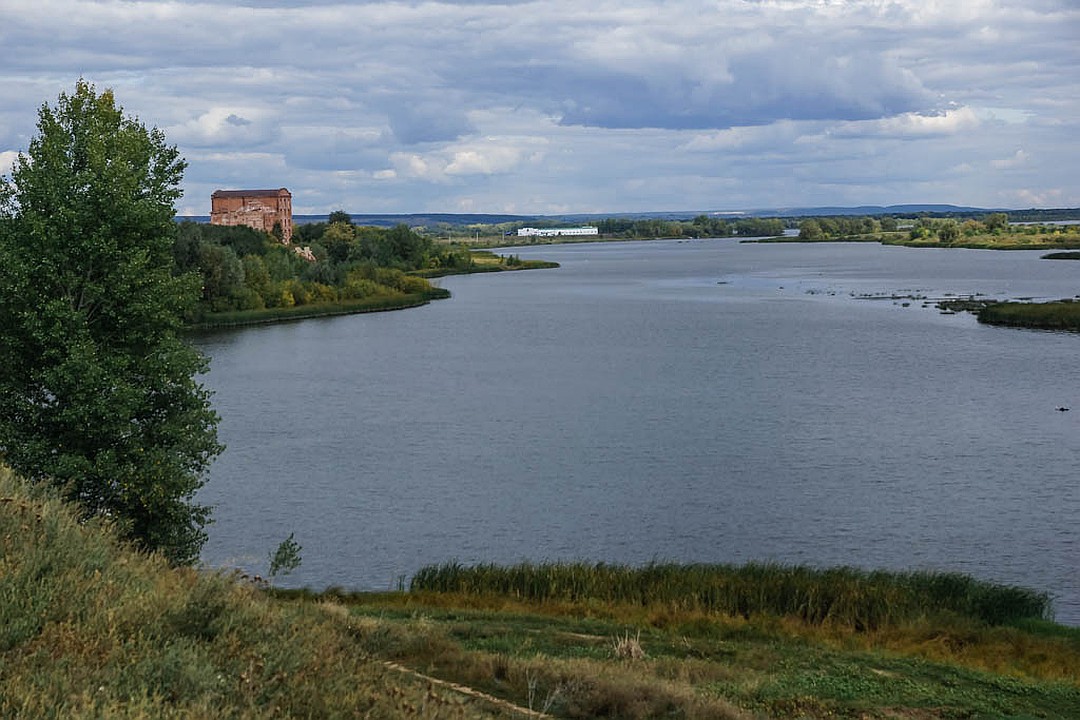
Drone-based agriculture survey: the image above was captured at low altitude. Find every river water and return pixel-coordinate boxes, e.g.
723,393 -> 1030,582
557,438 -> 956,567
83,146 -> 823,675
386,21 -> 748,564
195,239 -> 1080,624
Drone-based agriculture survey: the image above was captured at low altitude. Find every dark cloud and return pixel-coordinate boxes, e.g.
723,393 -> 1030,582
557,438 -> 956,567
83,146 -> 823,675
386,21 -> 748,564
471,49 -> 931,131
283,129 -> 391,171
386,102 -> 475,145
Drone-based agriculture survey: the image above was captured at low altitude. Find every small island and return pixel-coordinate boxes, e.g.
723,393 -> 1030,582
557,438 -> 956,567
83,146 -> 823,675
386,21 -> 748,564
746,212 -> 1080,331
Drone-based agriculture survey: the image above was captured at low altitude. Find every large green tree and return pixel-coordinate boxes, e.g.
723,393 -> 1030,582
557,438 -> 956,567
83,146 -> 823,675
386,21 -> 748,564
0,81 -> 221,564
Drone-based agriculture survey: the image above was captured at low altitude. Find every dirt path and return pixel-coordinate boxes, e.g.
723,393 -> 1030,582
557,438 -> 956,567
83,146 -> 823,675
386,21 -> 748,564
381,661 -> 552,719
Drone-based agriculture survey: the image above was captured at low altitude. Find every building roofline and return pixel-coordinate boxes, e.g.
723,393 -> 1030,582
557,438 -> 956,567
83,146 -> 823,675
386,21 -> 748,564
211,188 -> 291,198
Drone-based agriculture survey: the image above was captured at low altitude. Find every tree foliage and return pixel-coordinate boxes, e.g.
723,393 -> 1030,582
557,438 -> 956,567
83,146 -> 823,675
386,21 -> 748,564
0,81 -> 221,564
268,532 -> 303,579
798,216 -> 881,239
327,209 -> 352,225
591,215 -> 786,240
176,219 -> 452,318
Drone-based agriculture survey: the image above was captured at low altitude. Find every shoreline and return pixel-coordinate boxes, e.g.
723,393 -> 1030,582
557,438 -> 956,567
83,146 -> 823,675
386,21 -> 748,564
186,290 -> 447,331
185,234 -> 1080,333
185,253 -> 560,330
744,230 -> 1080,252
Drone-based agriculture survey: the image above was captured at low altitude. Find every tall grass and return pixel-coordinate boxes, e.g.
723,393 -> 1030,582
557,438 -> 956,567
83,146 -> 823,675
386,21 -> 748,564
411,561 -> 1052,629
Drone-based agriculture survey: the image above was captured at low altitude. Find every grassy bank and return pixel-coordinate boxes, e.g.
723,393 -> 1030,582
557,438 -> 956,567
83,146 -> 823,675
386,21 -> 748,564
413,250 -> 560,278
187,288 -> 450,330
0,467 -> 503,718
887,231 -> 1080,250
333,591 -> 1080,719
750,230 -> 1080,251
4,468 -> 1079,718
978,299 -> 1080,331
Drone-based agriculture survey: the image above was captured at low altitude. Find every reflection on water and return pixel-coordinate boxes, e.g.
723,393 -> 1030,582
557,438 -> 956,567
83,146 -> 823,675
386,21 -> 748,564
196,239 -> 1080,624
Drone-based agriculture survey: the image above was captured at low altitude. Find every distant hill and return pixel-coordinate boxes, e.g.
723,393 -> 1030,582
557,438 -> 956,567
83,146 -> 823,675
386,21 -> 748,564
747,204 -> 1001,218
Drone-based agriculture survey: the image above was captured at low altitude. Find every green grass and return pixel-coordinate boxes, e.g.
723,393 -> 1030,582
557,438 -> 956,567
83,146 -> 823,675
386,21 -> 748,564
331,593 -> 1080,719
5,467 -> 1079,718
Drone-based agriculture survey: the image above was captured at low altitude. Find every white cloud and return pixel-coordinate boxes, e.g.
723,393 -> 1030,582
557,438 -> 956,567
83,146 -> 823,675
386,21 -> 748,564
991,149 -> 1029,169
167,107 -> 278,149
389,136 -> 545,182
445,146 -> 529,176
683,121 -> 805,152
831,107 -> 982,139
0,150 -> 19,176
391,152 -> 439,182
1008,187 -> 1064,207
875,107 -> 981,136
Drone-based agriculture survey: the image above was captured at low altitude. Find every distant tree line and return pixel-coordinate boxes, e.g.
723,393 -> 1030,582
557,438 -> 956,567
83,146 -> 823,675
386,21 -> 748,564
793,211 -> 1080,245
174,214 -> 468,318
594,215 -> 785,239
1007,208 -> 1080,223
904,214 -> 1010,243
795,213 -> 1018,242
798,216 -> 892,240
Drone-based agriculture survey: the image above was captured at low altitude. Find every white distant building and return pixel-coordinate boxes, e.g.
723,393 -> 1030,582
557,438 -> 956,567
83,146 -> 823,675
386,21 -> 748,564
517,226 -> 599,238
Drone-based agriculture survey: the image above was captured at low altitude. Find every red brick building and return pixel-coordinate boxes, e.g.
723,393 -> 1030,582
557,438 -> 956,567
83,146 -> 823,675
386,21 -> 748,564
210,188 -> 293,243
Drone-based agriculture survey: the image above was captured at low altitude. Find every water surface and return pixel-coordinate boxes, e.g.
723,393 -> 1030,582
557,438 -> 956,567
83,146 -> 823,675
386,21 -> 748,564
197,239 -> 1080,623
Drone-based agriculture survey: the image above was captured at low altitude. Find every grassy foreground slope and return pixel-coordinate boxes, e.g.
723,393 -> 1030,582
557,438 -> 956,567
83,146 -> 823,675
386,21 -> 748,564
0,467 -> 505,719
4,466 -> 1080,718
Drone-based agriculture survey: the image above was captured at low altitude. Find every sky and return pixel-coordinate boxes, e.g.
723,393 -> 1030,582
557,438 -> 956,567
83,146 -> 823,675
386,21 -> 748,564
1,1 -> 1078,216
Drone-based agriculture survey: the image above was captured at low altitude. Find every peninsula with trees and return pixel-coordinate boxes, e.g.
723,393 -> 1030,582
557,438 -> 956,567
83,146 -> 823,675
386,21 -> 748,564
177,208 -> 557,329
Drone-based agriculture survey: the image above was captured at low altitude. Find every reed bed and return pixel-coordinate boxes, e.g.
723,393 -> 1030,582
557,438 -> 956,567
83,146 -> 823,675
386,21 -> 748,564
978,300 -> 1080,331
410,561 -> 1051,629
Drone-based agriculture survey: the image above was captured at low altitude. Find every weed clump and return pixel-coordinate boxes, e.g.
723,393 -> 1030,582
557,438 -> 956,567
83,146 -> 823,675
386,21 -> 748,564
612,630 -> 647,660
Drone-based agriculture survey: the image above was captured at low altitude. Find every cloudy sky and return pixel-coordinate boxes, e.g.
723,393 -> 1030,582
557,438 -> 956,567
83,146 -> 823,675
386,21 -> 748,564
1,1 -> 1077,216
